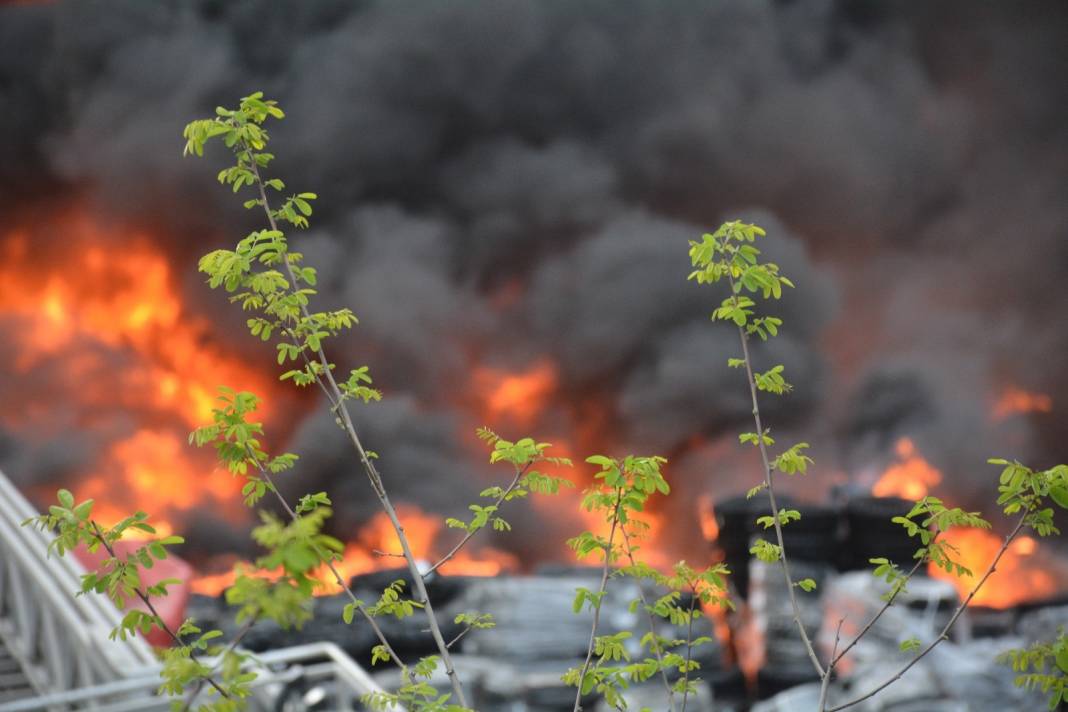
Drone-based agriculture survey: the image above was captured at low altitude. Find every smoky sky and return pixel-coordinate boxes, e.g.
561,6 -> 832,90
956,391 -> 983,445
1,0 -> 1067,557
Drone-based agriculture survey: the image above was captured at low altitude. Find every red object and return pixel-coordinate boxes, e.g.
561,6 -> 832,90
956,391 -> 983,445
73,540 -> 193,648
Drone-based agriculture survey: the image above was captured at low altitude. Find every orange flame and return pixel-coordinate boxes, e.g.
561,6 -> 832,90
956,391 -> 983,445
192,503 -> 519,596
872,437 -> 1061,608
473,360 -> 557,427
931,529 -> 1055,608
697,493 -> 720,541
872,438 -> 942,500
992,386 -> 1052,421
1,214 -> 278,532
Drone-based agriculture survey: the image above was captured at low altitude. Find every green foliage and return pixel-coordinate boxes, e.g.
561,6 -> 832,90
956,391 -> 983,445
692,220 -> 1068,710
31,93 -> 1068,712
361,652 -> 473,712
453,612 -> 495,631
565,453 -> 731,709
688,221 -> 793,333
754,364 -> 792,394
186,94 -> 377,413
1000,629 -> 1068,709
772,442 -> 813,475
23,494 -> 250,707
756,508 -> 802,530
890,497 -> 991,579
899,637 -> 921,654
749,538 -> 782,563
252,508 -> 343,595
991,459 -> 1067,536
369,580 -> 425,620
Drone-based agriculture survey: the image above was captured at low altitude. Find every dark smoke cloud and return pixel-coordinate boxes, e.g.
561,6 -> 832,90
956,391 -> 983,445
1,0 -> 1067,551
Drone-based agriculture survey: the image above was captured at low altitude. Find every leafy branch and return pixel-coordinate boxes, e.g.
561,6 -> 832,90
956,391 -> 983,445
431,430 -> 572,576
689,221 -> 824,677
185,93 -> 469,708
23,494 -> 242,706
825,508 -> 1029,712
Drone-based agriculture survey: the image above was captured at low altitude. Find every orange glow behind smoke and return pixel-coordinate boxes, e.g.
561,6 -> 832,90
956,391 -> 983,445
873,437 -> 1059,608
0,214 -> 277,533
473,360 -> 557,427
872,438 -> 942,500
992,386 -> 1053,421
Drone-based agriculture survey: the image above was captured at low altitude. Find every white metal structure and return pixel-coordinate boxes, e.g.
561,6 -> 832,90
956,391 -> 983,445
0,470 -> 388,711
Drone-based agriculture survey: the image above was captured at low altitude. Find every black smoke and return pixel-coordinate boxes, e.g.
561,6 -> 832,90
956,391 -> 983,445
1,0 -> 1067,560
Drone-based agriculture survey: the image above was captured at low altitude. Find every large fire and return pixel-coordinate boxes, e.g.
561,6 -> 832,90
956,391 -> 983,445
0,214 -> 278,536
873,436 -> 1059,608
5,213 -> 1061,627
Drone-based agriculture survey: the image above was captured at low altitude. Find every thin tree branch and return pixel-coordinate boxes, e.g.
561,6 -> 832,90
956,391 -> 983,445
679,586 -> 698,712
830,533 -> 938,669
247,151 -> 466,705
446,625 -> 473,650
728,278 -> 825,677
619,526 -> 676,712
246,450 -> 408,677
826,510 -> 1029,712
423,462 -> 531,577
573,488 -> 625,712
817,618 -> 845,712
180,616 -> 256,711
88,522 -> 232,701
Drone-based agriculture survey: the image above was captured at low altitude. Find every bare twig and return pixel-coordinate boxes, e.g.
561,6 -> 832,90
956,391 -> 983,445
446,625 -> 473,650
826,510 -> 1029,712
729,280 -> 825,678
248,153 -> 466,705
830,533 -> 938,669
89,523 -> 231,701
573,489 -> 625,712
817,618 -> 846,711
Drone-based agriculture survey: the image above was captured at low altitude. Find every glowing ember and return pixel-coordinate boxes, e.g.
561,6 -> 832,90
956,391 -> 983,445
992,386 -> 1053,421
872,438 -> 942,500
474,360 -> 557,427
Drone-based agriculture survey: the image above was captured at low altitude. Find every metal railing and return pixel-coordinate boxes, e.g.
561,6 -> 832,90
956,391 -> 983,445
0,471 -> 158,701
0,642 -> 385,711
0,471 -> 391,711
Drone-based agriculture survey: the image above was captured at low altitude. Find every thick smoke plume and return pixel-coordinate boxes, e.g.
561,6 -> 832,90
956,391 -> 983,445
1,0 -> 1066,562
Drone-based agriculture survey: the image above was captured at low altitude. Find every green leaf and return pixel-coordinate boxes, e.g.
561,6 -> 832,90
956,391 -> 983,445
900,637 -> 921,653
1050,485 -> 1068,510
